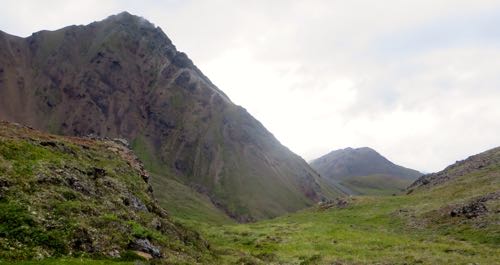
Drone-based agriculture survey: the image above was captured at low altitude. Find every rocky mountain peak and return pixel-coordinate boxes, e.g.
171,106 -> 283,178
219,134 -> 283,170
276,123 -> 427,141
102,11 -> 156,28
0,13 -> 339,221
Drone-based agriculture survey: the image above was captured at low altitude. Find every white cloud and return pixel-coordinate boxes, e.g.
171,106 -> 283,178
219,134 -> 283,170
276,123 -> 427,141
1,0 -> 500,172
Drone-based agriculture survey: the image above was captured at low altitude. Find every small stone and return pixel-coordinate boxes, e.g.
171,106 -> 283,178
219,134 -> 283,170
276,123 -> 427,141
108,249 -> 121,258
124,195 -> 148,212
107,147 -> 119,153
113,138 -> 129,147
134,251 -> 152,260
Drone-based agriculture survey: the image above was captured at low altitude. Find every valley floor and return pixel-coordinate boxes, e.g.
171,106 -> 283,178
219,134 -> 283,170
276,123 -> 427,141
197,193 -> 499,265
3,192 -> 499,265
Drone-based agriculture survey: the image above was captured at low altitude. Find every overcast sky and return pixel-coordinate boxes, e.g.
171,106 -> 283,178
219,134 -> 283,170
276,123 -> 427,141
2,0 -> 500,172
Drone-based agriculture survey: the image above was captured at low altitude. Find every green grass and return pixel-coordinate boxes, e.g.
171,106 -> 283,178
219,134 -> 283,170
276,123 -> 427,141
340,174 -> 413,196
132,134 -> 234,225
0,258 -> 135,265
199,195 -> 499,264
196,167 -> 500,264
150,174 -> 234,225
131,135 -> 169,176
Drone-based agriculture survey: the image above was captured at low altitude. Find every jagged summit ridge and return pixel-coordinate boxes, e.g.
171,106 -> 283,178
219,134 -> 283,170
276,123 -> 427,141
107,11 -> 156,27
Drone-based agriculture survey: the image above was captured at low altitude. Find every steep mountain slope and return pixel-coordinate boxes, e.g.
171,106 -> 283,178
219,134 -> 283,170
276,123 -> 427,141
200,147 -> 500,264
310,147 -> 421,195
408,146 -> 500,191
0,12 -> 341,221
0,121 -> 212,263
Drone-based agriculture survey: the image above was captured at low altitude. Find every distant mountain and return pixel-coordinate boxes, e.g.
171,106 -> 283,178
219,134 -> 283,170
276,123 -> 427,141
0,12 -> 341,222
310,147 -> 421,195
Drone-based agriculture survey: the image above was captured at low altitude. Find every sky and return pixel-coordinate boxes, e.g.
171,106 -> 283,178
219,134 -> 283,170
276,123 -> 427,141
1,0 -> 500,172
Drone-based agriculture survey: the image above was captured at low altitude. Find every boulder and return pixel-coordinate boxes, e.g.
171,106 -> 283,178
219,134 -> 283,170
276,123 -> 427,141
450,202 -> 488,219
129,238 -> 162,258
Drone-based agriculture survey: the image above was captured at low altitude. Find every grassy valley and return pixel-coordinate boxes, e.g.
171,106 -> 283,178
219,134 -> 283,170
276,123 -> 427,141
198,160 -> 499,264
339,174 -> 413,196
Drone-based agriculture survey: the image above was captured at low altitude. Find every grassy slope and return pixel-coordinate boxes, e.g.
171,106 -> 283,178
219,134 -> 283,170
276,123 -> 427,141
198,164 -> 500,264
340,174 -> 413,196
150,174 -> 234,225
131,135 -> 234,225
0,122 -> 214,264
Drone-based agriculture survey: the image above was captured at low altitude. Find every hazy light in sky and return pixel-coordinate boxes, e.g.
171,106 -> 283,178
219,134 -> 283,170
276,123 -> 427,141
1,0 -> 500,172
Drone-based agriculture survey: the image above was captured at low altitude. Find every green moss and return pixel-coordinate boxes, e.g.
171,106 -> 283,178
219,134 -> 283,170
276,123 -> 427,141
128,221 -> 154,239
0,140 -> 55,161
101,213 -> 120,222
0,140 -> 68,179
0,201 -> 69,257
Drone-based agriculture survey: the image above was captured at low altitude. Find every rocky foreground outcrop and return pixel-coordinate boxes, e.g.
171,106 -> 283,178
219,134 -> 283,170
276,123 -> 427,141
0,121 -> 212,262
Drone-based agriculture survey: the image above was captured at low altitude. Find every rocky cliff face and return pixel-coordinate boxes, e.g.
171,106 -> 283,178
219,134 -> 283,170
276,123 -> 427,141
0,12 -> 339,221
310,147 -> 421,195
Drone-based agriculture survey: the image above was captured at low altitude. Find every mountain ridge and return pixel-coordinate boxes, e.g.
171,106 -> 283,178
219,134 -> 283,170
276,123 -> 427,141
0,12 -> 342,222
